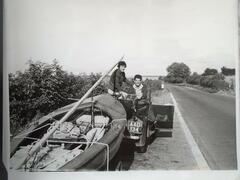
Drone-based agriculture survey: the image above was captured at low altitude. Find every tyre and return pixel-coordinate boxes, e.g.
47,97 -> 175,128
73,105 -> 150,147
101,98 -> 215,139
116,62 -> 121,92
137,145 -> 147,153
115,160 -> 123,171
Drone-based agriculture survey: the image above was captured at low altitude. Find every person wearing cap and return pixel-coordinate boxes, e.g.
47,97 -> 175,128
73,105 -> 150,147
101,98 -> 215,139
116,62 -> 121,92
108,61 -> 132,98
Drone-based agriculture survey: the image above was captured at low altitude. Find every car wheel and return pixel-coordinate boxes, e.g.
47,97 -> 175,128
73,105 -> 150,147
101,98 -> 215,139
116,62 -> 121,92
137,145 -> 147,153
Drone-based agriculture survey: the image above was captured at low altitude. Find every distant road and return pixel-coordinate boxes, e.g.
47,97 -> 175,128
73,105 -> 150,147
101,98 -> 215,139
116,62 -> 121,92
167,84 -> 237,170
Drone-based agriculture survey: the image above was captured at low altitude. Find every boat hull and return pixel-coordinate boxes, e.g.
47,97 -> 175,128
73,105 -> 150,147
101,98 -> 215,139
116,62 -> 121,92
10,94 -> 127,171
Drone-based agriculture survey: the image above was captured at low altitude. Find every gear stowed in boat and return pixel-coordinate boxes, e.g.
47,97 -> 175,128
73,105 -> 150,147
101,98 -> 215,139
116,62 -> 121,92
10,94 -> 127,171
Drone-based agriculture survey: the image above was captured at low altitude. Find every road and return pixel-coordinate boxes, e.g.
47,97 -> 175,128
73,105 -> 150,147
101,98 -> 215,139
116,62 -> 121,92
167,84 -> 237,169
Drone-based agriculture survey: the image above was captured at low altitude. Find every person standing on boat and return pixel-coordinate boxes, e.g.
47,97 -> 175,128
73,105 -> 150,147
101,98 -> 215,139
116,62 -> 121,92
108,61 -> 132,98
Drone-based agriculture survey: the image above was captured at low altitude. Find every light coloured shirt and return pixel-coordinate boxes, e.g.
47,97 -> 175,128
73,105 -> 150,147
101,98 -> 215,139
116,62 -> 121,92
133,84 -> 143,99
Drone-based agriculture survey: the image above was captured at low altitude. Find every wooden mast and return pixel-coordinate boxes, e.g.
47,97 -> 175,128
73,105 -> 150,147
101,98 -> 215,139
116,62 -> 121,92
16,56 -> 124,169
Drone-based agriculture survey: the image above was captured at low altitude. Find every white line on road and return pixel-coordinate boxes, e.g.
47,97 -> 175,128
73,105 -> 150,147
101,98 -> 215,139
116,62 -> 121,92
170,92 -> 210,170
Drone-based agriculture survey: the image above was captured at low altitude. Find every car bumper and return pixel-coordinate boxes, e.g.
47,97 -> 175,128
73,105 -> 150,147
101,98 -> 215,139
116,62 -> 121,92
124,135 -> 140,140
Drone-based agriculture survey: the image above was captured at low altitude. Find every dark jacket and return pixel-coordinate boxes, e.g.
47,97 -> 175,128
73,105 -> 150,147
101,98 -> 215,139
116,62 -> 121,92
109,69 -> 132,92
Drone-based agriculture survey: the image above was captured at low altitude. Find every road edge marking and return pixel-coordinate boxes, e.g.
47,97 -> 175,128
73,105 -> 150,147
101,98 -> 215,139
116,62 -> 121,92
170,92 -> 210,170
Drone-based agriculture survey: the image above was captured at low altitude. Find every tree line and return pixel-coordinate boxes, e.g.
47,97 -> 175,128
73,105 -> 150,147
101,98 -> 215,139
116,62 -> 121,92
164,62 -> 235,90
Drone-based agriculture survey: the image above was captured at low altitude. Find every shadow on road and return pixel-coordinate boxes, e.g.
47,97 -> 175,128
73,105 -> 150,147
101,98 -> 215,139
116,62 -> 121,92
110,140 -> 135,170
109,131 -> 173,171
116,140 -> 135,170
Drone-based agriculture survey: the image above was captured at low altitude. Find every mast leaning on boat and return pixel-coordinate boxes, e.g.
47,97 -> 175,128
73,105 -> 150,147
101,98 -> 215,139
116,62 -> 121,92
16,56 -> 124,169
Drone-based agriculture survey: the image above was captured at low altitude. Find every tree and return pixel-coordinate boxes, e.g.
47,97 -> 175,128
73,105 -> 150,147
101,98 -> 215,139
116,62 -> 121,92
186,72 -> 201,85
221,66 -> 235,76
165,62 -> 191,83
158,76 -> 164,80
202,68 -> 218,76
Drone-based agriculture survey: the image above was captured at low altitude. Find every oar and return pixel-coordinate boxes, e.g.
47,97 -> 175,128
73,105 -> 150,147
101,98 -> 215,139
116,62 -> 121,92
16,56 -> 124,169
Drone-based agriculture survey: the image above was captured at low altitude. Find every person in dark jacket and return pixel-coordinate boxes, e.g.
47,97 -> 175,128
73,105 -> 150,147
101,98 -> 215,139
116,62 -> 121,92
108,61 -> 132,98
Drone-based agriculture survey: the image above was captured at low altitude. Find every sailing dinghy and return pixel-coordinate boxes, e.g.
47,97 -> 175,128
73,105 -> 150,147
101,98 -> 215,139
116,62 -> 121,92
10,58 -> 127,171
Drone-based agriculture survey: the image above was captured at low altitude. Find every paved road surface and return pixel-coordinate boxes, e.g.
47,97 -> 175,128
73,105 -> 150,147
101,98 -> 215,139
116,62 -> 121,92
167,84 -> 237,169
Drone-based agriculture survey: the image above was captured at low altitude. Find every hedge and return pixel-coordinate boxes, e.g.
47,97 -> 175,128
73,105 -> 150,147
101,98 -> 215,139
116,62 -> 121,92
9,60 -> 107,135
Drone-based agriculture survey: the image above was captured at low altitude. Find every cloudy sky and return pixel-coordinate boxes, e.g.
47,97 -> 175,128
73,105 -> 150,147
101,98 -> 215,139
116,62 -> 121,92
4,0 -> 238,76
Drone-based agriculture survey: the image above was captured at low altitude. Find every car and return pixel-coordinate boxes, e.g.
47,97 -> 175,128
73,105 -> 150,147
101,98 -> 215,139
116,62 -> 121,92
119,91 -> 174,153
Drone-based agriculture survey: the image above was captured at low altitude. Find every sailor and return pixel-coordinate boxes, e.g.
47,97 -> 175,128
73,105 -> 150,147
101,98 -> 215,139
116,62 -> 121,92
108,61 -> 132,98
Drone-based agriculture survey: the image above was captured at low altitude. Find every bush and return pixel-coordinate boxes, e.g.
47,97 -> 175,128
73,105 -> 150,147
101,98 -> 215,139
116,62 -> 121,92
212,80 -> 229,90
174,77 -> 184,83
9,60 -> 107,135
186,72 -> 201,85
164,76 -> 184,83
199,73 -> 228,90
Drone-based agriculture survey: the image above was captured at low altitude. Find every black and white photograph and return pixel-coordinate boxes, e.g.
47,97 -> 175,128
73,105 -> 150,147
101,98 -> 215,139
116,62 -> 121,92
2,0 -> 240,179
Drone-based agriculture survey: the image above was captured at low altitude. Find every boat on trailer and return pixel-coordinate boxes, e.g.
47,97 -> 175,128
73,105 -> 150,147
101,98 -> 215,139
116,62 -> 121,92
10,94 -> 127,171
10,59 -> 128,171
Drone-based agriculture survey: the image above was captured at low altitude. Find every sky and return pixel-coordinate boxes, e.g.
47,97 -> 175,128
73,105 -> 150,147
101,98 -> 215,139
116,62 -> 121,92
4,0 -> 238,76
